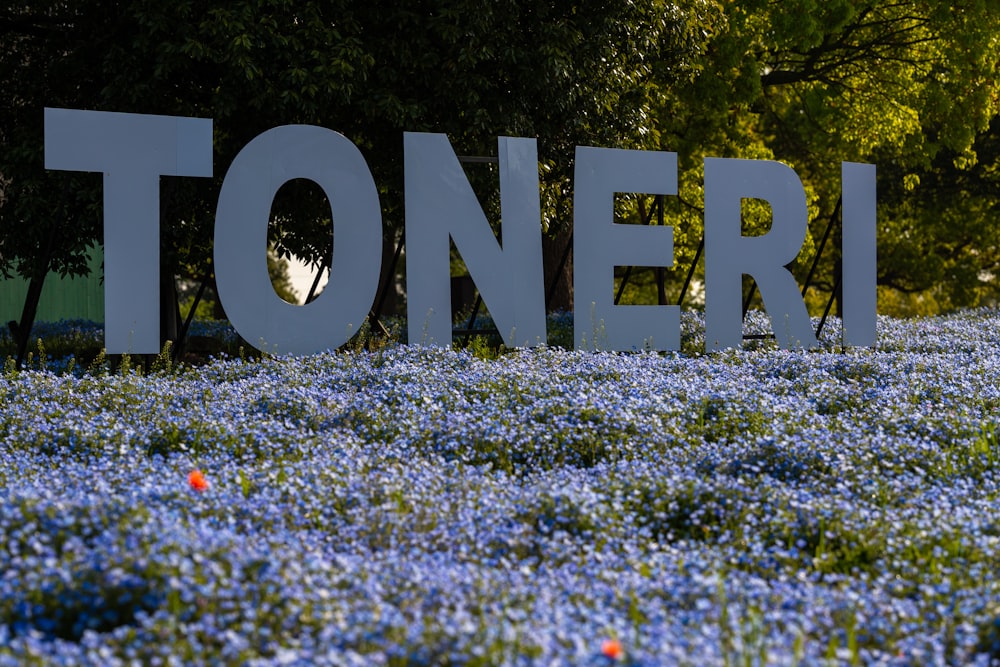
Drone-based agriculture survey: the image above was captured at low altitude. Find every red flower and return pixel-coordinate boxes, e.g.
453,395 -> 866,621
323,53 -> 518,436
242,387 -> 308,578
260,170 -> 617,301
188,470 -> 209,492
601,638 -> 624,661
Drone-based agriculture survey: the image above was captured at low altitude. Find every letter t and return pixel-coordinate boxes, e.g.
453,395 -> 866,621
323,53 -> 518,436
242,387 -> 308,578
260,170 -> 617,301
44,108 -> 212,353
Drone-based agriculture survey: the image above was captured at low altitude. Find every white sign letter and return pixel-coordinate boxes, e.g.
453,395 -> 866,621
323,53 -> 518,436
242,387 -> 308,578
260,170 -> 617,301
704,158 -> 818,351
404,133 -> 545,347
215,125 -> 382,355
842,162 -> 877,347
44,108 -> 212,353
574,147 -> 678,351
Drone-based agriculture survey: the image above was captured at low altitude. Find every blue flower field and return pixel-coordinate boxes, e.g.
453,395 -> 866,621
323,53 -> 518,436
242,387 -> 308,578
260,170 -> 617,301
2,310 -> 1000,665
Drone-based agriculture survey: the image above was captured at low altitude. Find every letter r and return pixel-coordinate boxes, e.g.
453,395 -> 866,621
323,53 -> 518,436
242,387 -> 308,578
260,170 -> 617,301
704,158 -> 818,351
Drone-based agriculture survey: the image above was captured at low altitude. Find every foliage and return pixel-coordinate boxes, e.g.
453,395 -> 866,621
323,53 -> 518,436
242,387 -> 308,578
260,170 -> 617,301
0,319 -> 244,374
875,114 -> 1000,310
0,1 -> 710,284
5,1 -> 1000,326
647,1 -> 1000,314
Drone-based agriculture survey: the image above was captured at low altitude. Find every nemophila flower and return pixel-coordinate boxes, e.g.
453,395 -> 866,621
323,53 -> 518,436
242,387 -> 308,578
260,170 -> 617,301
602,637 -> 624,660
188,470 -> 209,492
6,309 -> 1000,664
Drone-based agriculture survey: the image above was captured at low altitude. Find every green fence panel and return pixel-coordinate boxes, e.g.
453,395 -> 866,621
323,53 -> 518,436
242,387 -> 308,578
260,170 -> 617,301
0,246 -> 104,324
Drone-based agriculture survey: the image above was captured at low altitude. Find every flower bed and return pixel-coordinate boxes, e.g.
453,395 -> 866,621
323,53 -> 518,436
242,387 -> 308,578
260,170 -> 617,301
2,310 -> 1000,665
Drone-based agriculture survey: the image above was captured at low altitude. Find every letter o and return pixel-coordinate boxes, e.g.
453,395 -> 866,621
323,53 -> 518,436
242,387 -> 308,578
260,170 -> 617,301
215,125 -> 382,355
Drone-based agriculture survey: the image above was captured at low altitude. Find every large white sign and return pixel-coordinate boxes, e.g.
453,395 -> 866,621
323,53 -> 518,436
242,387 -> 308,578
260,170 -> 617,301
43,108 -> 876,355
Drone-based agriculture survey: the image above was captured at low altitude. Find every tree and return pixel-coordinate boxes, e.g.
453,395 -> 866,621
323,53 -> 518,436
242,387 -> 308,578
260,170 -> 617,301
654,0 -> 1000,315
875,116 -> 1000,311
1,2 -> 113,363
1,0 -> 714,355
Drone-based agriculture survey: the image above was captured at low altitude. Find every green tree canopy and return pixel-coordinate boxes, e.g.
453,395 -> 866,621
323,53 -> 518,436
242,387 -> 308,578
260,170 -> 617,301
4,0 -> 1000,332
1,0 -> 711,278
660,0 -> 1000,312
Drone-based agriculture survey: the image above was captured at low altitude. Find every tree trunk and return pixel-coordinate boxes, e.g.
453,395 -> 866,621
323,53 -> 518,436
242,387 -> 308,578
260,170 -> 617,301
543,230 -> 573,312
13,270 -> 48,369
833,221 -> 844,319
12,226 -> 57,369
158,179 -> 182,349
374,228 -> 403,319
834,257 -> 844,319
159,262 -> 180,348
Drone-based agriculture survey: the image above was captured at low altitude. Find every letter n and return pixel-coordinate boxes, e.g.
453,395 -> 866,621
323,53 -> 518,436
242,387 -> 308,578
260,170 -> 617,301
404,133 -> 545,347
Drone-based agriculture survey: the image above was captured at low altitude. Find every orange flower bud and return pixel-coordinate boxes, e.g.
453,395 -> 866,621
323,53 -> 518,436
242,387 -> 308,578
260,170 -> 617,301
601,638 -> 624,661
188,470 -> 209,492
